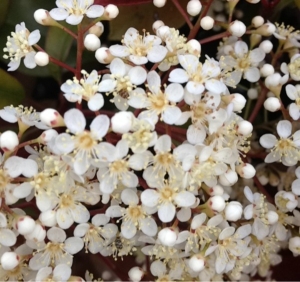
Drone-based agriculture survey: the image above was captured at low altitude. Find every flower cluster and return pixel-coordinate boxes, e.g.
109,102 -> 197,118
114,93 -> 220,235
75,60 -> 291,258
2,0 -> 300,281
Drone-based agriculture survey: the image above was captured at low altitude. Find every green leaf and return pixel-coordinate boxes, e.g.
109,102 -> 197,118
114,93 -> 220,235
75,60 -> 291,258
0,0 -> 9,27
45,27 -> 74,82
0,69 -> 25,108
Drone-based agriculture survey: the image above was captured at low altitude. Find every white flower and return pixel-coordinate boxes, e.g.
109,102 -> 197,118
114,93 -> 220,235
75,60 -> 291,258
98,58 -> 147,110
61,70 -> 104,111
29,227 -> 83,270
36,264 -> 71,282
3,22 -> 40,71
0,213 -> 16,247
50,0 -> 104,25
286,84 -> 300,120
109,27 -> 167,65
259,120 -> 300,166
275,191 -> 298,212
169,54 -> 222,95
289,236 -> 300,256
55,109 -> 109,175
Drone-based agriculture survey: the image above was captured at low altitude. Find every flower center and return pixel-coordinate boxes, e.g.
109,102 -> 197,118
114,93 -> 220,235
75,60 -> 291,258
30,173 -> 49,192
109,160 -> 128,174
76,131 -> 96,151
160,186 -> 175,201
0,170 -> 10,194
236,57 -> 250,71
126,205 -> 144,221
59,194 -> 75,208
289,57 -> 300,79
148,92 -> 168,114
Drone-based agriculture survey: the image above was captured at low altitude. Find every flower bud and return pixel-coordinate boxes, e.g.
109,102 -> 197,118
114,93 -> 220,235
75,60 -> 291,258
95,47 -> 113,64
34,52 -> 49,66
25,222 -> 46,242
289,237 -> 300,255
236,163 -> 256,179
1,252 -> 20,270
158,228 -> 177,246
186,39 -> 201,57
200,16 -> 214,30
40,108 -> 64,127
209,195 -> 226,212
152,20 -> 165,33
84,34 -> 101,51
223,94 -> 246,112
187,0 -> 202,16
260,64 -> 274,77
237,120 -> 253,135
219,169 -> 238,186
105,4 -> 119,19
15,216 -> 36,235
246,0 -> 260,3
0,130 -> 19,152
89,22 -> 104,37
267,210 -> 279,224
111,111 -> 134,134
208,185 -> 224,196
188,254 -> 205,272
34,9 -> 56,26
255,23 -> 276,36
39,129 -> 58,144
259,40 -> 273,53
128,267 -> 144,282
225,201 -> 243,221
247,88 -> 258,100
264,97 -> 281,112
229,20 -> 246,37
153,0 -> 167,7
252,16 -> 264,28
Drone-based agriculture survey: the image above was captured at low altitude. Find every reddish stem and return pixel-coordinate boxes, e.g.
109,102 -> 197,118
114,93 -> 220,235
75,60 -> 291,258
171,0 -> 193,30
199,31 -> 230,45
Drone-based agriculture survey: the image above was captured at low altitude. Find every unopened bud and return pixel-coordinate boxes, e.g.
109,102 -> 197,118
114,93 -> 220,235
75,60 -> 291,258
237,120 -> 253,135
1,252 -> 20,270
15,216 -> 36,235
0,130 -> 19,152
200,16 -> 214,30
188,254 -> 205,272
259,40 -> 273,53
25,222 -> 46,242
223,94 -> 246,112
158,228 -> 177,246
153,0 -> 167,7
39,129 -> 58,144
40,108 -> 64,127
252,16 -> 264,28
247,88 -> 258,100
264,97 -> 281,112
152,20 -> 164,33
105,4 -> 119,19
229,20 -> 246,37
219,169 -> 238,186
225,201 -> 243,221
95,47 -> 113,64
34,9 -> 56,26
267,210 -> 279,224
111,111 -> 134,134
84,34 -> 101,51
35,51 -> 49,66
128,267 -> 144,282
208,185 -> 224,196
236,163 -> 256,179
209,195 -> 226,212
89,22 -> 104,37
255,23 -> 276,36
260,64 -> 274,77
186,39 -> 201,57
187,0 -> 202,16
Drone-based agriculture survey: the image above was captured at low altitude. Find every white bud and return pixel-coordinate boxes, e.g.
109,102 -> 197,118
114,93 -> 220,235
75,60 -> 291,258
34,51 -> 49,66
230,94 -> 247,111
25,222 -> 46,242
40,108 -> 63,127
39,210 -> 57,227
264,97 -> 281,112
229,20 -> 246,37
289,237 -> 300,255
246,0 -> 260,3
84,34 -> 101,51
158,228 -> 177,246
209,185 -> 224,196
95,47 -> 113,64
186,39 -> 201,56
152,20 -> 164,33
260,64 -> 274,77
252,16 -> 264,28
247,88 -> 258,100
15,216 -> 36,235
187,0 -> 202,16
128,267 -> 144,282
111,111 -> 134,134
236,163 -> 256,179
156,25 -> 170,38
267,210 -> 279,224
255,23 -> 276,36
259,40 -> 273,53
225,201 -> 243,221
200,16 -> 214,30
219,169 -> 238,186
209,195 -> 226,212
105,4 -> 119,19
89,22 -> 104,37
237,120 -> 253,135
34,9 -> 50,25
153,0 -> 167,7
0,130 -> 19,152
1,252 -> 20,270
40,129 -> 58,144
188,255 -> 205,272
